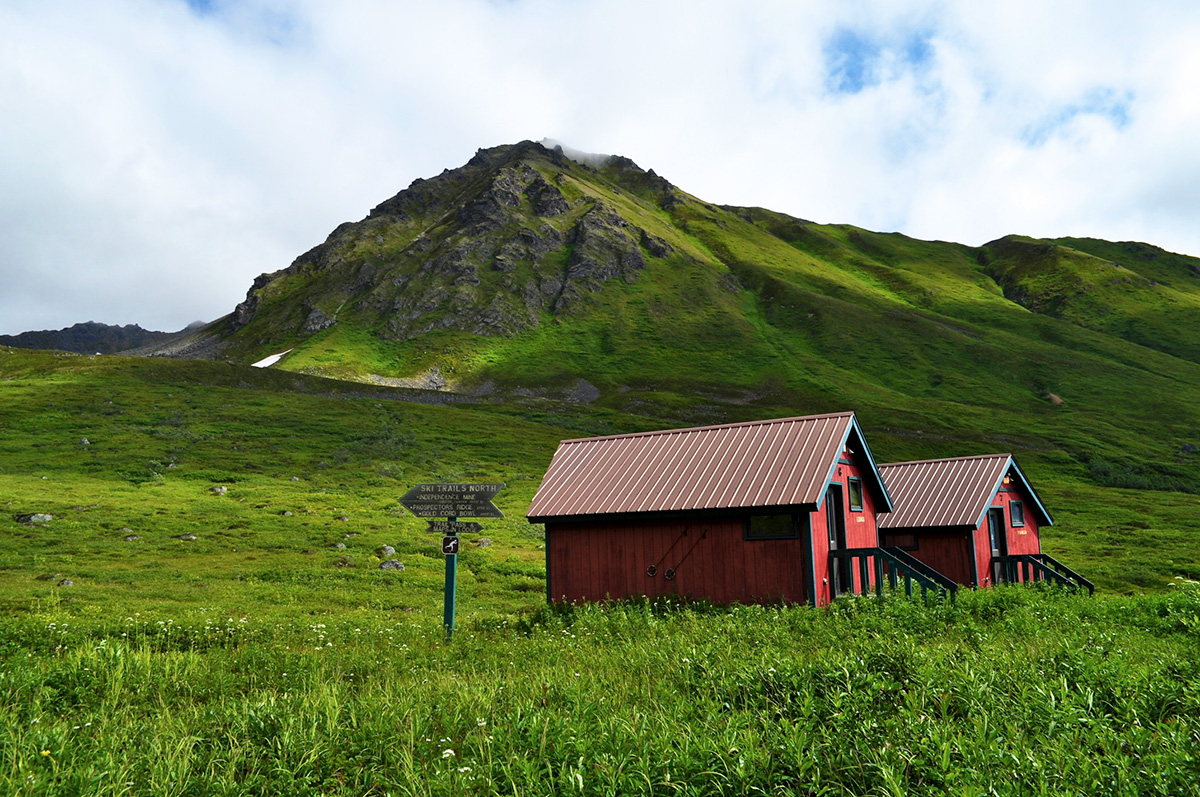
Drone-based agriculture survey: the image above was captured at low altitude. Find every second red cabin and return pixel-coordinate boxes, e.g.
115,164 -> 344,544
878,453 -> 1090,592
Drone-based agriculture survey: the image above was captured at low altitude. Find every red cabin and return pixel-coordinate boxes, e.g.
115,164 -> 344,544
526,412 -> 902,607
878,454 -> 1091,592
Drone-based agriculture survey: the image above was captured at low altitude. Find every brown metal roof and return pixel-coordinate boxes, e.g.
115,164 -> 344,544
527,412 -> 886,520
878,454 -> 1013,530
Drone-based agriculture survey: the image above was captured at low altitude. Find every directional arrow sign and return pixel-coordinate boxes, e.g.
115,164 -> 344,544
426,520 -> 484,535
400,483 -> 505,519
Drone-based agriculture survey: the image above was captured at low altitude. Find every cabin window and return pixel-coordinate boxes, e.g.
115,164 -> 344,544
745,514 -> 798,540
1010,501 -> 1025,527
847,478 -> 864,512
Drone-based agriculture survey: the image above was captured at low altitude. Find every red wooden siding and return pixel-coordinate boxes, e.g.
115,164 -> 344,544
809,450 -> 880,606
530,412 -> 896,609
547,515 -> 809,605
884,530 -> 975,585
973,477 -> 1042,588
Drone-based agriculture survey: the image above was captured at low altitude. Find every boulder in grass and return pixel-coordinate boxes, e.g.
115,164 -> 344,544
474,538 -> 493,548
176,533 -> 197,541
379,545 -> 396,557
209,486 -> 227,496
15,513 -> 53,524
123,534 -> 142,542
57,578 -> 74,587
333,542 -> 347,550
379,560 -> 405,571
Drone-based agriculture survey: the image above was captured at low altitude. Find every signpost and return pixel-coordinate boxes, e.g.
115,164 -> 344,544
401,483 -> 504,638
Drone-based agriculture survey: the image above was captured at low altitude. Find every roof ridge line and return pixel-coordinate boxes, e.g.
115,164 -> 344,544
879,453 -> 1012,467
557,412 -> 856,444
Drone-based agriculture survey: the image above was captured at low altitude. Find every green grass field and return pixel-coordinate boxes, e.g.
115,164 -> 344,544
3,585 -> 1197,795
2,344 -> 1199,793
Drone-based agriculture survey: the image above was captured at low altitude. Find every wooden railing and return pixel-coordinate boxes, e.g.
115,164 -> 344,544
829,547 -> 958,604
1000,553 -> 1095,595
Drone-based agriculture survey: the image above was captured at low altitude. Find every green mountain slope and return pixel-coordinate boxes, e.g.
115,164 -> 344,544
147,140 -> 1200,488
64,138 -> 1200,592
980,235 -> 1200,363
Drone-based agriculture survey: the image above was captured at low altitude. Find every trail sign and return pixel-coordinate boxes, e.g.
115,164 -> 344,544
401,482 -> 506,641
400,483 -> 505,518
426,520 -> 484,535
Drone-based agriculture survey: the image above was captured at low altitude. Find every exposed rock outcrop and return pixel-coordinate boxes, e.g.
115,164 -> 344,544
302,307 -> 336,334
229,271 -> 281,332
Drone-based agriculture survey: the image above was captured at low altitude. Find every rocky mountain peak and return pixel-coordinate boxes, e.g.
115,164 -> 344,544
216,141 -> 683,354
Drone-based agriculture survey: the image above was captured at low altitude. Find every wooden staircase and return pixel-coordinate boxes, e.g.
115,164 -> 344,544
1000,553 -> 1095,595
829,546 -> 959,603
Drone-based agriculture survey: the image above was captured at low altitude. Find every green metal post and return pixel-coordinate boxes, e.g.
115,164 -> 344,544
444,517 -> 457,639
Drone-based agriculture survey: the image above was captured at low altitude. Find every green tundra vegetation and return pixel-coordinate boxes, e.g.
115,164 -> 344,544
0,344 -> 1198,794
4,141 -> 1200,792
2,588 -> 1198,795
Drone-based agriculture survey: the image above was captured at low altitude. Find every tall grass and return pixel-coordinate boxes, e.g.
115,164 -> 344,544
2,585 -> 1197,795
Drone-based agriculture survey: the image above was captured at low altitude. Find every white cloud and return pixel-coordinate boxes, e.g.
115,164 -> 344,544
2,0 -> 1199,334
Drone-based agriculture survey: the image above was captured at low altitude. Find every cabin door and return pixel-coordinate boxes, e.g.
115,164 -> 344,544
826,484 -> 849,597
987,507 -> 1008,585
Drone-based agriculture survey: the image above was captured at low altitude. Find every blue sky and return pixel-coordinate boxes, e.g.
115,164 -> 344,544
824,27 -> 936,95
1,0 -> 1198,334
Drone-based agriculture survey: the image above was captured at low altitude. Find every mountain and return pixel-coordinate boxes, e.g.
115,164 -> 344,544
7,139 -> 1200,590
0,321 -> 183,354
133,141 -> 1200,504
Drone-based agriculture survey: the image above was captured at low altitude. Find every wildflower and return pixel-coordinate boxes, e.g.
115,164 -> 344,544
442,749 -> 455,759
476,718 -> 486,727
40,750 -> 50,756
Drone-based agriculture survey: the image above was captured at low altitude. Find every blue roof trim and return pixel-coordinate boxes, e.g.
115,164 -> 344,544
973,455 -> 1053,529
817,414 -> 895,512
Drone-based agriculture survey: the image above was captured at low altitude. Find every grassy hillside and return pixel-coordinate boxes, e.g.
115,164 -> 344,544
1,345 -> 1196,621
0,349 -> 569,621
173,142 -> 1200,513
